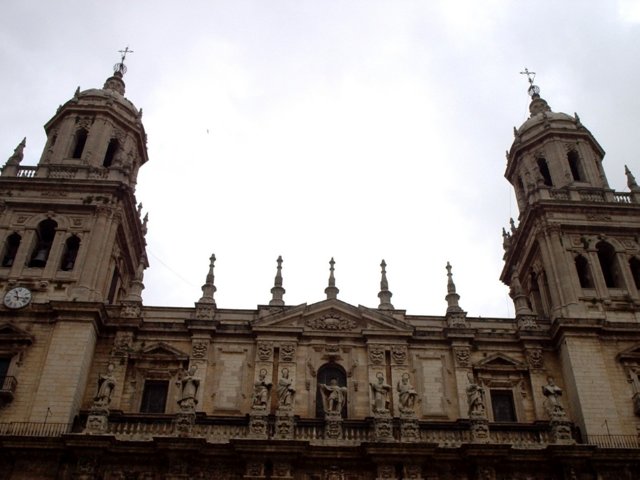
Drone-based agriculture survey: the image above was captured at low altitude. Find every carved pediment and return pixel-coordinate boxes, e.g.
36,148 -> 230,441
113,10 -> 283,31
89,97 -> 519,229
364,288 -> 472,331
474,353 -> 527,372
618,345 -> 640,364
130,342 -> 189,362
253,299 -> 413,336
0,322 -> 34,346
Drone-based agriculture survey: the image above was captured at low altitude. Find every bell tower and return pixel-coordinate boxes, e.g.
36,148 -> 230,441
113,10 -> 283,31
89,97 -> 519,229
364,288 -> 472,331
0,53 -> 148,425
501,72 -> 640,437
0,50 -> 148,305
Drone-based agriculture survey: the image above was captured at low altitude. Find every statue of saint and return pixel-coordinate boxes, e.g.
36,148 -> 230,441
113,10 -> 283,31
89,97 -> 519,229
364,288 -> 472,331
542,377 -> 565,416
277,367 -> 295,408
466,372 -> 486,417
319,378 -> 347,415
397,373 -> 418,413
94,363 -> 116,408
252,369 -> 272,409
6,138 -> 25,166
370,372 -> 391,414
178,365 -> 200,411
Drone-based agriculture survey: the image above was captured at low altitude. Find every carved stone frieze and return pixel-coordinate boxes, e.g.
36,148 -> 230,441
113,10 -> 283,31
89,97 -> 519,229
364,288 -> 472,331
517,314 -> 540,330
191,340 -> 208,360
454,347 -> 470,367
470,418 -> 490,443
306,314 -> 356,330
373,415 -> 394,442
376,464 -> 396,480
120,302 -> 141,319
369,346 -> 385,365
400,417 -> 420,443
248,413 -> 269,439
112,331 -> 134,356
257,342 -> 273,361
525,348 -> 544,370
391,345 -> 407,364
195,304 -> 215,320
279,343 -> 296,362
325,414 -> 343,439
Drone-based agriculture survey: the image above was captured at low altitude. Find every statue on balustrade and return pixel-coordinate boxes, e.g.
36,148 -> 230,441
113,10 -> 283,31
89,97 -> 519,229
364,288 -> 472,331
252,369 -> 272,410
319,378 -> 347,416
542,377 -> 566,418
277,367 -> 296,408
177,365 -> 200,411
370,372 -> 391,414
397,373 -> 418,414
466,372 -> 486,418
93,363 -> 116,408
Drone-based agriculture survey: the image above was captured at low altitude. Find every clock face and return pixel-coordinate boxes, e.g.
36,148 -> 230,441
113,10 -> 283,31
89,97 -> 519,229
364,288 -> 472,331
3,287 -> 32,309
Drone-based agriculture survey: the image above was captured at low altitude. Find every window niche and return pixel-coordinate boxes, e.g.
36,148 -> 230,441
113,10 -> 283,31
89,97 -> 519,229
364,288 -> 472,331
629,257 -> 640,290
617,346 -> 640,417
0,323 -> 34,405
28,219 -> 58,268
536,157 -> 553,187
596,241 -> 623,289
315,363 -> 348,418
60,235 -> 80,271
71,129 -> 88,159
1,232 -> 21,267
575,254 -> 595,289
474,354 -> 531,424
103,138 -> 119,167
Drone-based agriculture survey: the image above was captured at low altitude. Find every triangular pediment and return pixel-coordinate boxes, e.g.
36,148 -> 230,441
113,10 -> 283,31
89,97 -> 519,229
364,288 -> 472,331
0,322 -> 34,345
617,344 -> 640,363
133,342 -> 189,361
253,298 -> 413,336
474,353 -> 527,371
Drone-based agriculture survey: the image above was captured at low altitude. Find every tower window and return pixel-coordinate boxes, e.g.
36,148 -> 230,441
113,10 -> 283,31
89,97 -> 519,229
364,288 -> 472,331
28,219 -> 58,268
567,150 -> 584,182
490,390 -> 517,422
71,129 -> 88,159
2,233 -> 21,267
575,255 -> 594,288
60,235 -> 80,271
107,267 -> 120,304
536,158 -> 553,187
596,241 -> 622,288
629,257 -> 640,290
103,138 -> 119,167
140,380 -> 169,413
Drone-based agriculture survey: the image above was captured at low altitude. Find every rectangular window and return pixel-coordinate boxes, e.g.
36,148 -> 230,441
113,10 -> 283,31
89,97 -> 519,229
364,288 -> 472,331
140,380 -> 168,413
491,390 -> 517,422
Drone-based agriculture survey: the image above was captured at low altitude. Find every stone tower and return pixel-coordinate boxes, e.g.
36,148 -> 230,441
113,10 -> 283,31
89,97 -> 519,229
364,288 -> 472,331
0,60 -> 148,424
501,82 -> 640,437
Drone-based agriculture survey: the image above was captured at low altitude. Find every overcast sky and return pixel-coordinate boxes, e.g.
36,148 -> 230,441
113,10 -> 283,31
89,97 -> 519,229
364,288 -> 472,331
1,1 -> 639,317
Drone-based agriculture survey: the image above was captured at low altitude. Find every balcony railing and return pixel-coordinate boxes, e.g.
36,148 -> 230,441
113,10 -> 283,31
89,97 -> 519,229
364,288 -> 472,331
16,166 -> 36,178
0,422 -> 72,437
585,434 -> 640,449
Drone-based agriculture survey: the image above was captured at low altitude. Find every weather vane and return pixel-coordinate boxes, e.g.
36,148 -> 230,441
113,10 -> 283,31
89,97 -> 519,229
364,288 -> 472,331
520,67 -> 540,97
114,46 -> 134,76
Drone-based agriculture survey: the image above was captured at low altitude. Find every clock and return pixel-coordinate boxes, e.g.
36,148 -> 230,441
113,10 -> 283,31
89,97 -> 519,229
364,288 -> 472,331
3,287 -> 32,309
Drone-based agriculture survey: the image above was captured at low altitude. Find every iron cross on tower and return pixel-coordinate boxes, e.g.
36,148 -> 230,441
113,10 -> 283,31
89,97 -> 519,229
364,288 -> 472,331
114,46 -> 134,75
520,67 -> 540,97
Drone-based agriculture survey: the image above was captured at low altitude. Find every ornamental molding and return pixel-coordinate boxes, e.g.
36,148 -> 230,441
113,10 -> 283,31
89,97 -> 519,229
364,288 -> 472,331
305,314 -> 356,331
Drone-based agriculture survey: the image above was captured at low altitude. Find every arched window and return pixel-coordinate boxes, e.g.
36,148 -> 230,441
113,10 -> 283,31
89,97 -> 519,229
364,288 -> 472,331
103,138 -> 119,167
567,150 -> 584,182
536,158 -> 553,187
629,257 -> 640,290
596,241 -> 622,288
316,363 -> 347,418
60,235 -> 80,271
575,255 -> 594,288
71,129 -> 88,159
28,219 -> 58,268
1,233 -> 21,267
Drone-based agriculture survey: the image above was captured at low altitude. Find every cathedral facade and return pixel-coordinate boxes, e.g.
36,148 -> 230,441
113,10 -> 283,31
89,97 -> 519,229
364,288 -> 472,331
0,61 -> 639,479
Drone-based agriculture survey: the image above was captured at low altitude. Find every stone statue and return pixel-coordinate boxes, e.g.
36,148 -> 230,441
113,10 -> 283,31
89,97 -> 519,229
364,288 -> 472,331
277,367 -> 295,408
319,378 -> 347,415
397,373 -> 418,414
177,365 -> 200,411
466,372 -> 486,417
370,372 -> 391,414
542,377 -> 565,417
94,363 -> 116,407
252,369 -> 272,409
